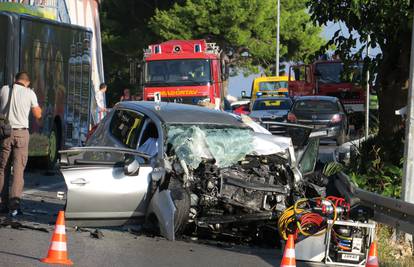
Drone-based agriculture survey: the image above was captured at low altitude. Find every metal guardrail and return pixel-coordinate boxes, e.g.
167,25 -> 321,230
335,172 -> 414,235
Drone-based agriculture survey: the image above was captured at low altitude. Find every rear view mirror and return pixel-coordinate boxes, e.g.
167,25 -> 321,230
124,155 -> 140,176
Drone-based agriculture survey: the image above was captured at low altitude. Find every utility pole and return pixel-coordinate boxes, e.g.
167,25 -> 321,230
402,6 -> 414,205
275,0 -> 280,76
365,35 -> 370,139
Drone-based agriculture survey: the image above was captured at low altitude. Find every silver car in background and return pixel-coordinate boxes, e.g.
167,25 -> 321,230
249,97 -> 293,135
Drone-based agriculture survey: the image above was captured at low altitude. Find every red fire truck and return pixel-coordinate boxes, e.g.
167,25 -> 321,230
141,40 -> 228,107
288,60 -> 365,127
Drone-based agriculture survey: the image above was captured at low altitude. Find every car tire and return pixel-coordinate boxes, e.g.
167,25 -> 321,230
170,185 -> 190,235
336,130 -> 346,146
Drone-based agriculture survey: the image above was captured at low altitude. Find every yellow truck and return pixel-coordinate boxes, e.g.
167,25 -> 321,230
249,76 -> 290,109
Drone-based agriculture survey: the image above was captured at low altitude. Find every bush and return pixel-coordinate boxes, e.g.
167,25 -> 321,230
346,131 -> 404,198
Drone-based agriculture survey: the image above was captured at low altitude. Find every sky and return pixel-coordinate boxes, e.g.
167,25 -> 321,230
227,22 -> 381,98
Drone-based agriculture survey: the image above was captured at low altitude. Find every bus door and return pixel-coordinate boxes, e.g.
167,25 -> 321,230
288,65 -> 313,96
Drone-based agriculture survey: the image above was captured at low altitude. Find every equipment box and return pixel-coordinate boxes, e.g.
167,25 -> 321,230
324,220 -> 375,266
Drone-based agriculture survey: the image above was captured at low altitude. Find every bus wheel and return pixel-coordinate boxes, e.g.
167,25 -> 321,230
47,125 -> 59,169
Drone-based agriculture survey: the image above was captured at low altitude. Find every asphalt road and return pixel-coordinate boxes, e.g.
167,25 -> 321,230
0,144 -> 337,267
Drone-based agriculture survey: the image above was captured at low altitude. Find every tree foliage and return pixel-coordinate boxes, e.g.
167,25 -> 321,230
307,0 -> 413,140
149,0 -> 325,74
100,0 -> 183,104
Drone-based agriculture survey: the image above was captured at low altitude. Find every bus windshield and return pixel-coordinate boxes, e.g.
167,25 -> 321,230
145,59 -> 211,86
316,62 -> 362,84
258,81 -> 288,91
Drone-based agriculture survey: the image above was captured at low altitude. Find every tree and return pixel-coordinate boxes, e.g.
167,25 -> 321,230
307,0 -> 412,143
149,0 -> 325,74
100,0 -> 184,104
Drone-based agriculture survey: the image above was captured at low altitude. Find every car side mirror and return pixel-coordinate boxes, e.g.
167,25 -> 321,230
241,90 -> 251,99
124,155 -> 140,176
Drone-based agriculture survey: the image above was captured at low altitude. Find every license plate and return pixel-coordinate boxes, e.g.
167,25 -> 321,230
341,254 -> 360,261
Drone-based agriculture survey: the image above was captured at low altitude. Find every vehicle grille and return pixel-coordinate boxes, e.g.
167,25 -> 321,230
260,117 -> 287,135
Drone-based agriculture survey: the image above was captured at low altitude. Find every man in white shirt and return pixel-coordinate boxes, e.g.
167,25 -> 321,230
0,72 -> 42,216
96,83 -> 107,123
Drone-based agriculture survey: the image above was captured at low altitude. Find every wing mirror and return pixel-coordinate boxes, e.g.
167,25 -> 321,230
241,90 -> 251,99
124,155 -> 140,176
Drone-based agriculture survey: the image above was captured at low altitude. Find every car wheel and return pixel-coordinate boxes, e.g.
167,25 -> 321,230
336,130 -> 346,146
170,185 -> 190,235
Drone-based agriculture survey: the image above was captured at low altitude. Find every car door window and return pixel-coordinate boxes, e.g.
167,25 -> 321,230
298,138 -> 319,175
137,121 -> 159,157
110,110 -> 144,149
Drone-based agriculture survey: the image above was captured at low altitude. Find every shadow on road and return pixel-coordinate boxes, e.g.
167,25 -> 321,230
0,250 -> 39,261
20,198 -> 63,226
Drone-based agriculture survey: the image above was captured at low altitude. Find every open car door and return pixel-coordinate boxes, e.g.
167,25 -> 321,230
59,146 -> 153,227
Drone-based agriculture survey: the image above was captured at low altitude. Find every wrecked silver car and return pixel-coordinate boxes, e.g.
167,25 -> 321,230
59,102 -> 323,241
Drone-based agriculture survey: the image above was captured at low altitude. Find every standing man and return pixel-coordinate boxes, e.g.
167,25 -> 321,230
96,83 -> 107,123
0,72 -> 42,216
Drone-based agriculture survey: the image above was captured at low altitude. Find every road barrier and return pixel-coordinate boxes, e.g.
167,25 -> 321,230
335,172 -> 414,235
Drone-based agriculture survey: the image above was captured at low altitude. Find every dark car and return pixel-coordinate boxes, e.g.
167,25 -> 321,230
287,96 -> 348,145
249,97 -> 293,135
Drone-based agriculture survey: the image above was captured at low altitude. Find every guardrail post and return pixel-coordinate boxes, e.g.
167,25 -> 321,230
402,4 -> 414,245
403,4 -> 414,206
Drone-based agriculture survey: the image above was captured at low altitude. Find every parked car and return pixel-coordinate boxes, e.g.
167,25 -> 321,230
59,101 -> 324,241
249,97 -> 293,135
230,100 -> 250,115
287,96 -> 348,145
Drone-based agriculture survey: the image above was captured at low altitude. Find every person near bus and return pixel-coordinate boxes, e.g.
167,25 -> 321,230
96,83 -> 107,123
120,88 -> 133,102
0,72 -> 42,217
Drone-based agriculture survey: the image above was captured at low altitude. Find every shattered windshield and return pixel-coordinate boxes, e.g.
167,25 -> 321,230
167,125 -> 254,168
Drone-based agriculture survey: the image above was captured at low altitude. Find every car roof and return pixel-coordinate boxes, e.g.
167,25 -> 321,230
116,101 -> 247,127
293,96 -> 339,102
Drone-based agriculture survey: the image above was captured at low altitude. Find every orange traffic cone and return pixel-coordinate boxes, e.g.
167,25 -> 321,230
366,241 -> 379,267
41,211 -> 73,265
280,234 -> 296,267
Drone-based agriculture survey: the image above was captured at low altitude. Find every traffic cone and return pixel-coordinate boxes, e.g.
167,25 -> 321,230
40,211 -> 73,265
366,241 -> 379,267
280,234 -> 296,267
